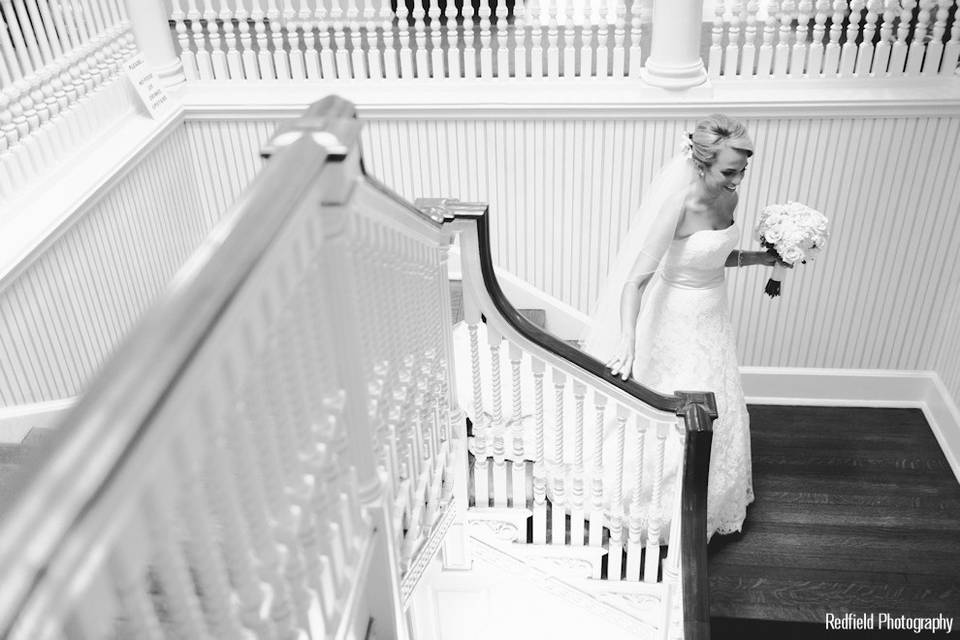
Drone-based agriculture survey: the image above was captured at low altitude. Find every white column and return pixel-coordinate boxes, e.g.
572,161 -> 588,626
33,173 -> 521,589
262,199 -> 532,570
640,0 -> 708,88
124,0 -> 186,88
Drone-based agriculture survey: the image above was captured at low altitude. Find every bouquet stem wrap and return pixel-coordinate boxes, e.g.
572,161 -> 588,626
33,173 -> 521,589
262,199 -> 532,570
765,263 -> 786,298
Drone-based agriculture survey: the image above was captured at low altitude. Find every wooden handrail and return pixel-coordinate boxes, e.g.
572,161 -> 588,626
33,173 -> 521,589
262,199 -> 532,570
0,97 -> 359,636
678,392 -> 717,640
444,203 -> 688,414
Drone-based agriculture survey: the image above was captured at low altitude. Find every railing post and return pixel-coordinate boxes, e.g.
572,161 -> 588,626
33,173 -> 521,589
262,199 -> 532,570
123,0 -> 186,88
675,390 -> 717,640
640,0 -> 709,88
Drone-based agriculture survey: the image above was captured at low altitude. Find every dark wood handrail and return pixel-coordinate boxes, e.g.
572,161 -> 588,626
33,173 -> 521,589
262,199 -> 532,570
678,392 -> 718,640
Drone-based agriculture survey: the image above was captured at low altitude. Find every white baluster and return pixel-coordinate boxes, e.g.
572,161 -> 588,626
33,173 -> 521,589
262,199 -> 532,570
220,0 -> 241,78
821,0 -> 845,75
236,0 -> 259,78
345,0 -> 364,77
580,0 -> 595,76
362,0 -> 381,79
25,0 -> 54,66
530,0 -> 545,76
473,420 -> 490,508
612,0 -> 626,75
708,0 -> 724,77
316,1 -> 336,78
906,0 -> 933,73
643,422 -> 668,583
478,0 -> 493,76
889,0 -> 916,74
206,433 -> 276,638
180,466 -> 248,638
872,0 -> 897,73
625,417 -> 646,580
941,0 -> 959,75
741,0 -> 759,74
487,325 -> 504,427
514,0 -> 528,77
491,430 -> 508,508
550,368 -> 567,545
855,0 -> 881,74
283,1 -> 305,79
532,357 -> 547,543
429,0 -> 444,77
109,525 -> 164,640
3,0 -> 35,77
444,0 -> 459,76
569,380 -> 586,545
395,0 -> 414,77
11,0 -> 43,71
262,0 -> 286,78
588,392 -> 606,554
774,0 -> 794,76
0,11 -> 21,88
756,0 -> 778,74
921,0 -> 947,74
463,0 -> 477,77
808,0 -> 829,74
559,0 -> 574,76
201,0 -> 227,78
412,0 -> 427,76
546,0 -> 559,76
792,0 -> 812,74
377,0 -> 396,78
725,0 -> 745,76
606,407 -> 628,581
840,0 -> 865,74
495,0 -> 509,75
249,0 -> 274,77
185,0 -> 212,78
145,486 -> 209,638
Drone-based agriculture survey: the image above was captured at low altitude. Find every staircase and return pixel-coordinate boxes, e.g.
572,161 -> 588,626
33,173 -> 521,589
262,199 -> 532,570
0,98 -> 714,640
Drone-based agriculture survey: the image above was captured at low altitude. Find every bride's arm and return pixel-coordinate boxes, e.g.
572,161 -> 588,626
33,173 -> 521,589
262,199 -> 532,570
606,276 -> 651,380
725,249 -> 783,267
606,194 -> 686,379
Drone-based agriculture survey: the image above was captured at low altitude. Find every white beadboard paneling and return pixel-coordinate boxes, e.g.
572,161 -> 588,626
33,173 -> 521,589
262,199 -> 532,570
174,115 -> 960,394
0,120 -> 280,408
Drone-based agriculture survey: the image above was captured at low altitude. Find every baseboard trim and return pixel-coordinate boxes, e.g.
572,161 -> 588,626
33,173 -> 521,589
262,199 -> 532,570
0,398 -> 75,444
741,367 -> 960,484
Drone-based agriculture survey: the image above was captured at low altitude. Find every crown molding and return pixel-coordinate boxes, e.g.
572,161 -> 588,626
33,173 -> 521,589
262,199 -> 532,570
175,77 -> 960,121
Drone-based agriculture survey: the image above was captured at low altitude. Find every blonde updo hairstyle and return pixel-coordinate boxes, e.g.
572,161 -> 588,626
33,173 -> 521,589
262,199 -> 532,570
689,114 -> 754,172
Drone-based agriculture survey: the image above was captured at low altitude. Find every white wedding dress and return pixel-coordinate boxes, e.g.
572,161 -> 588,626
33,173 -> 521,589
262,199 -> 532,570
601,221 -> 754,540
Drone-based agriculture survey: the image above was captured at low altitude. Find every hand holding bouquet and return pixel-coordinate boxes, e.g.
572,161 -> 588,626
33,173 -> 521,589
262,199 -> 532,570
755,202 -> 829,298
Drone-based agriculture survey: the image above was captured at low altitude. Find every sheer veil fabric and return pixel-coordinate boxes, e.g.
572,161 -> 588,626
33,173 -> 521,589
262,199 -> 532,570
581,152 -> 699,362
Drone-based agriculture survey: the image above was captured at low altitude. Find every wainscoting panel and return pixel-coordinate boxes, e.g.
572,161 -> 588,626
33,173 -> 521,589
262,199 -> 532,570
177,115 -> 960,386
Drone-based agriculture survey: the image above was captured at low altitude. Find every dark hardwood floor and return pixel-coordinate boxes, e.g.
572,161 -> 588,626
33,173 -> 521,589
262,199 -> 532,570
709,405 -> 960,638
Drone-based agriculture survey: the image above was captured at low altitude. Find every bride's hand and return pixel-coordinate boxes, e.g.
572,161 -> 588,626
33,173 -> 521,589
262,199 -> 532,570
605,337 -> 635,381
754,250 -> 793,268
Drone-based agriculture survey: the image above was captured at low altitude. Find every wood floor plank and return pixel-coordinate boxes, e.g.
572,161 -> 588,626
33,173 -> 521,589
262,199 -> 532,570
709,404 -> 960,624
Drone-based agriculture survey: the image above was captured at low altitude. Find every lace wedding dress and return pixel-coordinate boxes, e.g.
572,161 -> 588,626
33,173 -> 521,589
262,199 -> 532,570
598,221 -> 754,540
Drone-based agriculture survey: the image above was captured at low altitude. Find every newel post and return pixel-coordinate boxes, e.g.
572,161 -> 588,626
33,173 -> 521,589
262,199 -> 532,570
123,0 -> 186,88
640,0 -> 709,89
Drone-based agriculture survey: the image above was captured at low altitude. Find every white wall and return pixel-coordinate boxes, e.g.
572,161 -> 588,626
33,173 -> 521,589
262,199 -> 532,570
0,120 -> 272,408
164,112 -> 960,405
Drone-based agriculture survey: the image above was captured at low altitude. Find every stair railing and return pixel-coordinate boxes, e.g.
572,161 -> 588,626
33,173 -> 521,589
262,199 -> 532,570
0,95 -> 464,640
427,198 -> 717,640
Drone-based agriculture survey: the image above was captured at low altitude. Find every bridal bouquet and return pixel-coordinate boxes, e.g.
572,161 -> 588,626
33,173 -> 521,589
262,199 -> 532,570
755,202 -> 829,298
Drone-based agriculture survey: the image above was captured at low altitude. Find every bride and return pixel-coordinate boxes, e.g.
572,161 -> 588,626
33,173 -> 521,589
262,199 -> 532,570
584,114 -> 782,539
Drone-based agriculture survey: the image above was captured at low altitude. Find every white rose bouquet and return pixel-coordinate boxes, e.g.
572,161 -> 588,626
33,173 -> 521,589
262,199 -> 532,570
755,201 -> 829,298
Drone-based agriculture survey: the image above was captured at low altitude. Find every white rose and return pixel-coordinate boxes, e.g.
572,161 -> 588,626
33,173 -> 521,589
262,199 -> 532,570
782,246 -> 805,264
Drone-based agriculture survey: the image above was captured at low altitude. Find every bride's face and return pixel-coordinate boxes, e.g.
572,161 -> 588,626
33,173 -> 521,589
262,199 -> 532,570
703,145 -> 750,195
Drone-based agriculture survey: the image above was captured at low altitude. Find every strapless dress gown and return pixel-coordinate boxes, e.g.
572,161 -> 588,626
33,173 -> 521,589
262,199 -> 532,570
603,222 -> 754,540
